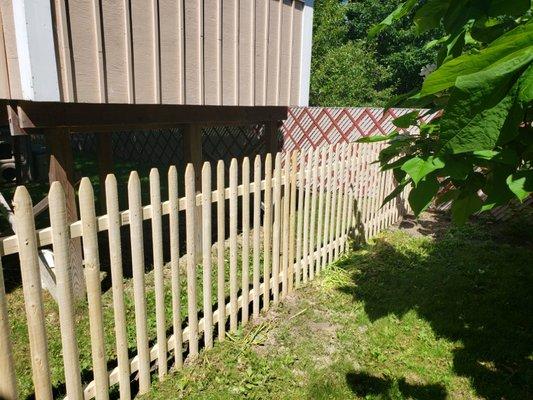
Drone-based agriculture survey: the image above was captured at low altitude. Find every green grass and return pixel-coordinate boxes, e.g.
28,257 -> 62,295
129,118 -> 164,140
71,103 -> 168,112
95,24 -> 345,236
141,212 -> 533,400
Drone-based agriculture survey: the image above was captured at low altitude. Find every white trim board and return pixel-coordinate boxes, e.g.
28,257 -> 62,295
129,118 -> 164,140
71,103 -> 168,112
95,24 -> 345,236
298,0 -> 313,106
12,0 -> 59,101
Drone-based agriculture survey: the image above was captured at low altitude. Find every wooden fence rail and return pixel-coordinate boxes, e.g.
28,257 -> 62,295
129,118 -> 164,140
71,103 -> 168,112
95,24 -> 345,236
0,142 -> 410,400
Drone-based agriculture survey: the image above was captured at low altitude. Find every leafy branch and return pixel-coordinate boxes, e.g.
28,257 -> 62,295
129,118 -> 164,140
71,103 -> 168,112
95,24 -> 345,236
361,0 -> 533,224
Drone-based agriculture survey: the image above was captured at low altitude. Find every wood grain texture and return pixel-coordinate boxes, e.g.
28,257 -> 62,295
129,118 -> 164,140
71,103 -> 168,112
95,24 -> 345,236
229,158 -> 239,331
79,178 -> 110,399
222,0 -> 238,105
150,169 -> 167,377
105,174 -> 131,399
239,0 -> 254,105
13,187 -> 53,400
49,182 -> 84,400
185,164 -> 199,356
216,160 -> 226,340
204,0 -> 221,104
127,172 -> 150,393
168,166 -> 183,368
202,162 -> 214,348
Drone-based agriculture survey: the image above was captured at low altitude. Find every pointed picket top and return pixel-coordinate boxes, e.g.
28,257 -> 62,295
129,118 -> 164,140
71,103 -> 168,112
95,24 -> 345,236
202,161 -> 211,183
185,163 -> 195,190
128,170 -> 141,190
13,185 -> 33,213
150,167 -> 160,184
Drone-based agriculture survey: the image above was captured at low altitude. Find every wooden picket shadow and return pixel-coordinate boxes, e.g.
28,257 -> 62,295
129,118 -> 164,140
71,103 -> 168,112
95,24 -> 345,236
0,142 -> 410,400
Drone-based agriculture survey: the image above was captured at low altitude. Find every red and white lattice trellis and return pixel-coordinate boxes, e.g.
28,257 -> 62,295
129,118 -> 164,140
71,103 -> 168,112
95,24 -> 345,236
281,107 -> 440,153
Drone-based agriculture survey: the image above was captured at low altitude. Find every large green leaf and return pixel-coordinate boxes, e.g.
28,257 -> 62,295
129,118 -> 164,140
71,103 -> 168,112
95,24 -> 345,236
488,0 -> 531,17
419,23 -> 533,96
392,111 -> 419,128
506,171 -> 533,201
356,132 -> 398,143
408,176 -> 440,216
451,193 -> 483,224
401,156 -> 445,185
518,63 -> 533,104
368,0 -> 418,38
382,179 -> 410,207
438,55 -> 526,154
414,0 -> 451,33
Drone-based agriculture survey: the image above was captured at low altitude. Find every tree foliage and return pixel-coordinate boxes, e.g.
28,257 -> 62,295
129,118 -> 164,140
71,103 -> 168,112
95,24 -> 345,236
310,0 -> 441,106
362,0 -> 533,224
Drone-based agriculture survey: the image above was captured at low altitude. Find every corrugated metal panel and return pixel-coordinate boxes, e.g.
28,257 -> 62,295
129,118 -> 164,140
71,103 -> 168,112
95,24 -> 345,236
0,0 -> 308,105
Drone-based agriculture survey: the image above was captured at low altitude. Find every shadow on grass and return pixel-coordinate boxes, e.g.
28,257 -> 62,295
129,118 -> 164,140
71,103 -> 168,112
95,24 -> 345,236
339,216 -> 533,400
346,372 -> 446,399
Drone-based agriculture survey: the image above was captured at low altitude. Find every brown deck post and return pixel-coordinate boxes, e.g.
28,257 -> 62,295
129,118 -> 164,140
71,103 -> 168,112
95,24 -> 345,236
96,134 -> 114,212
264,121 -> 281,156
183,124 -> 203,261
45,128 -> 86,299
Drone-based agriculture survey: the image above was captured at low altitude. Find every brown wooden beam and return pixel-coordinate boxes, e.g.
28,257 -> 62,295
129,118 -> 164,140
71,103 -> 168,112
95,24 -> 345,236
96,134 -> 113,212
264,120 -> 282,156
16,101 -> 288,131
45,128 -> 86,299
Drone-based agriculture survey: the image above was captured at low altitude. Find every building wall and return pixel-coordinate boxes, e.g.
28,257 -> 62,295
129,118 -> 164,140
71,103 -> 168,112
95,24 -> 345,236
0,0 -> 312,106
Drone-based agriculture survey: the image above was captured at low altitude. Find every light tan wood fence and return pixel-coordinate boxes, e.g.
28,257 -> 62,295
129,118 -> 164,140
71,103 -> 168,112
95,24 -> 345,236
0,142 -> 409,400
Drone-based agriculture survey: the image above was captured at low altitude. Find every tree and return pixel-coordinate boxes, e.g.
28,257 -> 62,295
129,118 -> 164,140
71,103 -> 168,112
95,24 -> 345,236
360,0 -> 533,224
310,0 -> 393,106
311,42 -> 393,107
345,0 -> 442,94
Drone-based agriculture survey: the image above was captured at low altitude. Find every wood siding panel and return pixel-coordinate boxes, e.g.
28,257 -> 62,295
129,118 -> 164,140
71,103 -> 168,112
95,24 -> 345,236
184,0 -> 203,104
266,0 -> 281,105
222,0 -> 238,105
238,0 -> 254,106
160,0 -> 184,104
101,0 -> 130,103
254,0 -> 269,106
131,0 -> 158,103
0,12 -> 10,98
204,0 -> 221,105
67,0 -> 100,102
290,1 -> 304,105
278,0 -> 294,105
0,0 -> 21,98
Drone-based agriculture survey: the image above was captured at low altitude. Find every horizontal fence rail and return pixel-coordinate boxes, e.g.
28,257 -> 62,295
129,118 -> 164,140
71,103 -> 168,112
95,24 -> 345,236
0,143 -> 409,400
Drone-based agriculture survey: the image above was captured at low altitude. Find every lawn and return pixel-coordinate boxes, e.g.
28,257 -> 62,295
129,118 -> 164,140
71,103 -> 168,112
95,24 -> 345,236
142,211 -> 533,400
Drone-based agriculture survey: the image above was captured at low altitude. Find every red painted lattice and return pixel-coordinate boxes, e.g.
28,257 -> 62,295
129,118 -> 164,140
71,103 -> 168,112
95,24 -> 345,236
281,107 -> 440,153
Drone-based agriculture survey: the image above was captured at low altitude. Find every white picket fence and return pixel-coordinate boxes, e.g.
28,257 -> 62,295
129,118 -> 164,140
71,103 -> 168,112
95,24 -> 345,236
0,142 -> 409,400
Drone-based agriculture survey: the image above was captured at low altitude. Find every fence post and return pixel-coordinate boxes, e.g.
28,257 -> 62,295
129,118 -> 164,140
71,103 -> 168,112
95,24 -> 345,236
150,168 -> 168,377
49,182 -> 84,400
229,159 -> 238,332
13,186 -> 53,400
241,157 -> 251,323
302,148 -> 312,284
105,174 -> 132,398
287,150 -> 298,291
309,147 -> 319,280
79,178 -> 110,400
216,160 -> 226,340
328,146 -> 340,264
295,150 -> 305,287
315,147 -> 327,275
263,153 -> 273,309
271,153 -> 282,303
281,152 -> 291,297
128,172 -> 151,392
202,162 -> 213,348
185,165 -> 199,357
0,256 -> 17,400
252,155 -> 262,317
322,146 -> 333,270
168,166 -> 183,368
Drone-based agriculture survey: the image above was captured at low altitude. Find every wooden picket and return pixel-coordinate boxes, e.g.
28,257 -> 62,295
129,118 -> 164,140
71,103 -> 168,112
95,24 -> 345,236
1,143 -> 408,400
